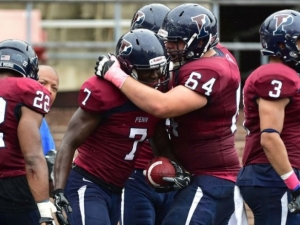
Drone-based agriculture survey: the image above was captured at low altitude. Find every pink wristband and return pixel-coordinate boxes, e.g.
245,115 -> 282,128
282,172 -> 299,190
105,65 -> 129,89
103,55 -> 129,88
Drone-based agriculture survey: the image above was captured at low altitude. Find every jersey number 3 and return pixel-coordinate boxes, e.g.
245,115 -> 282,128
269,80 -> 282,98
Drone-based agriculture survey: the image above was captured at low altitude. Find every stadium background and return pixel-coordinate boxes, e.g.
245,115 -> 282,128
1,0 -> 300,224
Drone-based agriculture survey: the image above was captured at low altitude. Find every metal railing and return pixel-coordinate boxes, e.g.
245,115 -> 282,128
3,0 -> 299,64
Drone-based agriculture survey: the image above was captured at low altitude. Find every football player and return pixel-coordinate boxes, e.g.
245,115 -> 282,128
0,39 -> 56,225
120,4 -> 177,225
97,3 -> 242,224
236,9 -> 300,225
53,29 -> 171,225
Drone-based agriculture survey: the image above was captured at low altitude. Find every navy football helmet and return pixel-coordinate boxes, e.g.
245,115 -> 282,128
0,39 -> 39,80
116,29 -> 169,89
130,3 -> 170,33
158,4 -> 218,64
260,10 -> 300,72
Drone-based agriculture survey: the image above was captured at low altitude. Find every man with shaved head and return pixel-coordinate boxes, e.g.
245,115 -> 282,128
38,65 -> 59,106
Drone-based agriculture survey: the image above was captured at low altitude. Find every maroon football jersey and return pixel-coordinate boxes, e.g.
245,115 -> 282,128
134,140 -> 153,169
0,77 -> 50,178
74,76 -> 161,188
215,43 -> 238,65
134,119 -> 171,170
242,63 -> 300,168
170,48 -> 241,182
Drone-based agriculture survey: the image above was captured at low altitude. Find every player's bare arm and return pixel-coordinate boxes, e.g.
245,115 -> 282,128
120,79 -> 207,118
54,107 -> 102,189
258,97 -> 292,176
18,106 -> 49,202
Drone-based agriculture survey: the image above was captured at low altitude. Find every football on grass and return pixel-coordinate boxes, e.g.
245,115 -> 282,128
145,157 -> 176,187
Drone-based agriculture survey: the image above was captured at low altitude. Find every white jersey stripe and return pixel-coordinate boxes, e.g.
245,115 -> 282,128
78,185 -> 87,225
185,187 -> 203,225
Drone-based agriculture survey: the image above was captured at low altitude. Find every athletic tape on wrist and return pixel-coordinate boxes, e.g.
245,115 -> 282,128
37,200 -> 57,218
106,66 -> 129,89
281,171 -> 299,190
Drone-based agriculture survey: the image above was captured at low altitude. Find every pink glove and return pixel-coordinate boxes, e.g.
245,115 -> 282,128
100,54 -> 129,89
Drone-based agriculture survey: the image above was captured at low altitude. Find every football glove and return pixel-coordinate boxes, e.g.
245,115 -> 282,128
94,54 -> 115,78
154,161 -> 191,193
163,161 -> 191,190
53,189 -> 72,225
288,186 -> 300,214
94,54 -> 129,88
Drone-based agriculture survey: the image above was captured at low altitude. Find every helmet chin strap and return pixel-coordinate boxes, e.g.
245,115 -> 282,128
131,69 -> 139,80
185,33 -> 197,60
202,33 -> 212,57
185,33 -> 213,59
186,33 -> 198,49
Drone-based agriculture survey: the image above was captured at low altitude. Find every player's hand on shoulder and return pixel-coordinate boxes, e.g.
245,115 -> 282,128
95,53 -> 119,78
53,189 -> 72,225
163,161 -> 191,190
37,200 -> 57,225
289,185 -> 300,214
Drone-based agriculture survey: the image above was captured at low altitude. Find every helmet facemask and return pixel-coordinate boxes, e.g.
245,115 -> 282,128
118,51 -> 169,91
131,57 -> 169,91
116,29 -> 170,90
161,33 -> 214,70
283,35 -> 300,72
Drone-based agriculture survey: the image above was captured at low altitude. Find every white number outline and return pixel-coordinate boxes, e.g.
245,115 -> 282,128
0,97 -> 6,147
202,78 -> 216,96
124,128 -> 147,160
269,80 -> 282,98
184,71 -> 216,96
82,88 -> 91,106
33,91 -> 50,112
185,72 -> 201,90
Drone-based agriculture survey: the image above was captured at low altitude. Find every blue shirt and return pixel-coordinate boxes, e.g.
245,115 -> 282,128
40,118 -> 55,155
